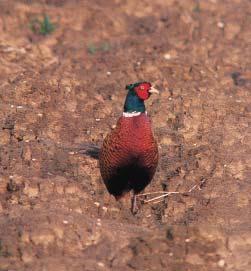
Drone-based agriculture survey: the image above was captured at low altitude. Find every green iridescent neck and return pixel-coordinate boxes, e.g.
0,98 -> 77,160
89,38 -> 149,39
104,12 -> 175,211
123,90 -> 145,113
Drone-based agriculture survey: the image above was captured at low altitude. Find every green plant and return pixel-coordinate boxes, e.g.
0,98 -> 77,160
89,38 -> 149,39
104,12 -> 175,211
87,42 -> 111,55
30,14 -> 55,35
87,43 -> 97,54
100,42 -> 110,52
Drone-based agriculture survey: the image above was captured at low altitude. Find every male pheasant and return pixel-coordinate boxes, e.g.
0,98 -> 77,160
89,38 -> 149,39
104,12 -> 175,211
99,82 -> 159,213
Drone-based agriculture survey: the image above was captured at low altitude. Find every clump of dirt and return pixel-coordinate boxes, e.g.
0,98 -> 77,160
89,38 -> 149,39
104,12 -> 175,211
0,1 -> 250,270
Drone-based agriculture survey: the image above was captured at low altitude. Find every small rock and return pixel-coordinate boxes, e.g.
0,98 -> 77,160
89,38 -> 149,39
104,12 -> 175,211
94,202 -> 100,207
217,21 -> 224,28
106,71 -> 111,76
164,50 -> 177,60
98,262 -> 105,267
164,53 -> 171,60
218,259 -> 225,267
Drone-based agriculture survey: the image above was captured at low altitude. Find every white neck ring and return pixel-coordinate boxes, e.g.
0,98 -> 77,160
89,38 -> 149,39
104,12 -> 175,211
122,111 -> 147,118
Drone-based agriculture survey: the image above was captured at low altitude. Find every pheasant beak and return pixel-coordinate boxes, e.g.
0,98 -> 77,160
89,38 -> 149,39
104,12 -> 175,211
149,86 -> 159,94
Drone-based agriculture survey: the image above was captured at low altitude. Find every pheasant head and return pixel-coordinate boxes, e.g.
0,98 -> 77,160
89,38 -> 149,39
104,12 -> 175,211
124,82 -> 159,114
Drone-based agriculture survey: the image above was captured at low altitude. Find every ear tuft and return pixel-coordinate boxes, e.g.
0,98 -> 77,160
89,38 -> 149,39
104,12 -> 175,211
126,84 -> 134,90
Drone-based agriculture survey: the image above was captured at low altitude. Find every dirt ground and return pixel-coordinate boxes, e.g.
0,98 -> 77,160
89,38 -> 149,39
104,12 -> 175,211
0,0 -> 250,270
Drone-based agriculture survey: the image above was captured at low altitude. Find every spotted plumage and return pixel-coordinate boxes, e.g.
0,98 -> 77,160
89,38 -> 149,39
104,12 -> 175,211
99,82 -> 159,213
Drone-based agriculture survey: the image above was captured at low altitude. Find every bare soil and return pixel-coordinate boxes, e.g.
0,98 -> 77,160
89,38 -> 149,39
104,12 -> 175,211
0,1 -> 250,270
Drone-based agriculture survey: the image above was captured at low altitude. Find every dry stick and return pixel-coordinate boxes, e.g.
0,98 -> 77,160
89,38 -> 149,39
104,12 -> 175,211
136,191 -> 178,197
188,184 -> 198,193
143,179 -> 207,204
143,192 -> 180,203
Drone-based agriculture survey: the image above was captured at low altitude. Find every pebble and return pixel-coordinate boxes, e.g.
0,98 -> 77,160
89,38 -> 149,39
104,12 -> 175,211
94,202 -> 100,207
164,53 -> 171,60
98,262 -> 104,267
63,220 -> 69,224
218,259 -> 225,267
217,21 -> 225,28
106,71 -> 111,76
95,118 -> 101,122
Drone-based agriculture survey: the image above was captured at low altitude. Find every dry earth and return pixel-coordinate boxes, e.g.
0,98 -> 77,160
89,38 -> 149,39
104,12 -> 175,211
0,0 -> 251,270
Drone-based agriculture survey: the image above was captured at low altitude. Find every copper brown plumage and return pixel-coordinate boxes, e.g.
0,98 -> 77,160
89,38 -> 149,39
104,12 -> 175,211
99,82 -> 159,213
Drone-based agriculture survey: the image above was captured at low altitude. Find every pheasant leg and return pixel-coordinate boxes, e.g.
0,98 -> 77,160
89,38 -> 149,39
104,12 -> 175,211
131,192 -> 138,214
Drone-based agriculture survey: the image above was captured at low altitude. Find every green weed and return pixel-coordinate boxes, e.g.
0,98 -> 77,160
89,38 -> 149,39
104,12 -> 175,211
30,14 -> 55,35
87,42 -> 111,55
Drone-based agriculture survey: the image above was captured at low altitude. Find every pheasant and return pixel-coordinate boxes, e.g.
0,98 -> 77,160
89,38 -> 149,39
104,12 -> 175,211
99,81 -> 159,213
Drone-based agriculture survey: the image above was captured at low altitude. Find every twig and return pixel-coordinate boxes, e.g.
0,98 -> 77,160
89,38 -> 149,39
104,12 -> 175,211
136,191 -> 178,197
143,192 -> 180,203
142,178 -> 208,204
